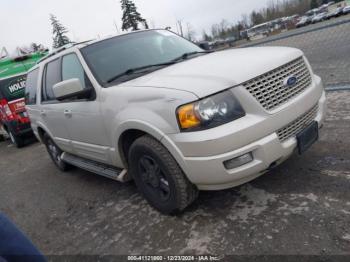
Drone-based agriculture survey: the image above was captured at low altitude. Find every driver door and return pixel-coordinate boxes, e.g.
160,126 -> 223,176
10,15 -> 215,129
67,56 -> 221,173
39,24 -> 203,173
59,53 -> 111,164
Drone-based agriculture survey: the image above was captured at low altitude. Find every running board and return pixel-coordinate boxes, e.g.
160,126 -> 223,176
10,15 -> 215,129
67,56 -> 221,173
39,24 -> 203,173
61,152 -> 130,182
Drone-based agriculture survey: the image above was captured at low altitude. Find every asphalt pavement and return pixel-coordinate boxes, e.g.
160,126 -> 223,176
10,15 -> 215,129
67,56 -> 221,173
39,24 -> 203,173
0,90 -> 349,256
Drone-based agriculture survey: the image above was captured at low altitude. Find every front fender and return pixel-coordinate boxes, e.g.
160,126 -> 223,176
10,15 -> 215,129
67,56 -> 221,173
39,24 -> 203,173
110,108 -> 174,167
111,119 -> 189,175
99,86 -> 197,167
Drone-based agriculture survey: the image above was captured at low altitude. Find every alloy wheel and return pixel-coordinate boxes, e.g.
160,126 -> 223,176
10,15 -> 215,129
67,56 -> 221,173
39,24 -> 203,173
47,139 -> 62,164
138,155 -> 171,201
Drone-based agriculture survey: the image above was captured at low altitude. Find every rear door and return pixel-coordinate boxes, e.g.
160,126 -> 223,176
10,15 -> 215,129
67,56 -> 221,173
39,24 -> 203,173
25,68 -> 40,134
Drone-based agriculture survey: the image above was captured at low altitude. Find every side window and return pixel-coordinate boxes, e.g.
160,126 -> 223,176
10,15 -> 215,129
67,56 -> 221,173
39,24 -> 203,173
43,59 -> 61,101
25,69 -> 39,105
62,53 -> 91,89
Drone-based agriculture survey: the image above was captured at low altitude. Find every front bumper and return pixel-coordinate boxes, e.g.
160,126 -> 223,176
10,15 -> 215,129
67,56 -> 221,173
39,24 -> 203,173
162,76 -> 327,190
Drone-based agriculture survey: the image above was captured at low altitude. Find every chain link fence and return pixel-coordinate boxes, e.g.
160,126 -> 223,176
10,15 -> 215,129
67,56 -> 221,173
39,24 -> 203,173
236,16 -> 350,89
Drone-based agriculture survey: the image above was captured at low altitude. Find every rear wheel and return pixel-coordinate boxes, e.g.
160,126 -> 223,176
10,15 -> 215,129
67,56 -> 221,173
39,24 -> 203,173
8,130 -> 24,148
43,133 -> 71,171
128,135 -> 198,215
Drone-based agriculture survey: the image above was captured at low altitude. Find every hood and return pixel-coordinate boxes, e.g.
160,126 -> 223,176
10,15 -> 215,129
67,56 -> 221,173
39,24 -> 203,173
121,47 -> 304,98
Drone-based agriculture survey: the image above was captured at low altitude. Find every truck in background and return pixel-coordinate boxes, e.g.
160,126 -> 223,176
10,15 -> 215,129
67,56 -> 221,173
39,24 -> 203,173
0,52 -> 47,147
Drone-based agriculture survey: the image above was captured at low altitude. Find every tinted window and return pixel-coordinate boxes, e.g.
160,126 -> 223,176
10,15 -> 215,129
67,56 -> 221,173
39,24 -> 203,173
25,69 -> 39,105
62,53 -> 90,89
0,75 -> 26,102
43,59 -> 61,101
81,30 -> 202,86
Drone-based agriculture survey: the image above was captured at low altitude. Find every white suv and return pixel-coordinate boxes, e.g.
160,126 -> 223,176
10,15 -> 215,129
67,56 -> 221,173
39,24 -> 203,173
25,30 -> 326,214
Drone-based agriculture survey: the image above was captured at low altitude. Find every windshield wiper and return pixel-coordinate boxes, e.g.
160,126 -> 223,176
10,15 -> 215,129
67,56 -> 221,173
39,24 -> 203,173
171,50 -> 214,63
107,62 -> 176,83
106,51 -> 213,84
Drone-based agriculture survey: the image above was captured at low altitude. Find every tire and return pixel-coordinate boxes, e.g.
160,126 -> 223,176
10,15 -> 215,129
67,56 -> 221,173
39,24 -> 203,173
128,135 -> 198,215
8,130 -> 24,148
43,133 -> 71,171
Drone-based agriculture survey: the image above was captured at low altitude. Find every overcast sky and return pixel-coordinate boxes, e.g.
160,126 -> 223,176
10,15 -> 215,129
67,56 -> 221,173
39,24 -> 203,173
1,0 -> 271,52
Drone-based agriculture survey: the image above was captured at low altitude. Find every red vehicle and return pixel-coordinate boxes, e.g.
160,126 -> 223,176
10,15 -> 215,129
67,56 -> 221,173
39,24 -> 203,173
0,53 -> 47,147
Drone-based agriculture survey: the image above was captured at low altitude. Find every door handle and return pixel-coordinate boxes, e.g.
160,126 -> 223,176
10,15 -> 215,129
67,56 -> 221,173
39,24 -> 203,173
40,110 -> 46,116
64,110 -> 72,117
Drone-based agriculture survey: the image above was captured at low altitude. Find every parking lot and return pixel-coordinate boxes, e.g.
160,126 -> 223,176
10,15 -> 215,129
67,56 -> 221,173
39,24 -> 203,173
0,88 -> 349,256
239,15 -> 350,87
1,13 -> 350,257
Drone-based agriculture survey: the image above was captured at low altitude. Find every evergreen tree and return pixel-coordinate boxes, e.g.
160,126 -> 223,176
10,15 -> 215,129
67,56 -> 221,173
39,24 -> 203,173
50,14 -> 71,48
120,0 -> 148,31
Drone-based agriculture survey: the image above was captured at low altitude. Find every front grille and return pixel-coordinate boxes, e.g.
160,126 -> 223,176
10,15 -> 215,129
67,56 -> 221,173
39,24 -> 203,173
277,104 -> 318,142
243,57 -> 312,111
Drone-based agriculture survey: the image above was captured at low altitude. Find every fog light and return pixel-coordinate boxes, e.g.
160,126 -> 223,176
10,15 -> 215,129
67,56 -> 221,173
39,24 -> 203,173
224,153 -> 253,170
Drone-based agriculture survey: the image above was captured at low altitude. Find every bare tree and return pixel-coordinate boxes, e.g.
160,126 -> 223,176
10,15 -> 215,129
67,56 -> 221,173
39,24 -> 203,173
177,20 -> 184,36
241,14 -> 251,28
202,30 -> 212,41
219,19 -> 230,39
186,23 -> 196,41
205,0 -> 314,42
245,0 -> 312,26
211,24 -> 220,39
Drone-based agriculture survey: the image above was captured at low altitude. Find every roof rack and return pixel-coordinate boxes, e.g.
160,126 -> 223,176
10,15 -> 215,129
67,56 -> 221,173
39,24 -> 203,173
36,40 -> 94,64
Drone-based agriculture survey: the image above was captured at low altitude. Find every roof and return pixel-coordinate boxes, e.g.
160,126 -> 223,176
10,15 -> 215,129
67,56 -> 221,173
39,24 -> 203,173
0,52 -> 48,79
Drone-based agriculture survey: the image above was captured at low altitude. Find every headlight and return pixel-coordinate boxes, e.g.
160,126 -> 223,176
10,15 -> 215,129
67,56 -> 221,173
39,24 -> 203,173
176,90 -> 245,131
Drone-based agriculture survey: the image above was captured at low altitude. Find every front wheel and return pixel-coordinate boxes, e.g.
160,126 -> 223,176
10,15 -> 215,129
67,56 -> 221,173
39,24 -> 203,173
43,133 -> 71,171
128,135 -> 198,215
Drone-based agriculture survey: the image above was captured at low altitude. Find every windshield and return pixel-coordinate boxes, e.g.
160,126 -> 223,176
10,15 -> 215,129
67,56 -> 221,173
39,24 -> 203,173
0,75 -> 26,102
80,30 -> 203,86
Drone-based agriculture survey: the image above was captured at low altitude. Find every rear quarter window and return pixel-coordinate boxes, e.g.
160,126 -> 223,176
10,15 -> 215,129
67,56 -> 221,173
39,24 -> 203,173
25,69 -> 40,105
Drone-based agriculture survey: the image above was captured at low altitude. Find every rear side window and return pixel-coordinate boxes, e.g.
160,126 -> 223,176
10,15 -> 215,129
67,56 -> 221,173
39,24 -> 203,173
25,69 -> 39,105
42,59 -> 61,101
62,53 -> 91,89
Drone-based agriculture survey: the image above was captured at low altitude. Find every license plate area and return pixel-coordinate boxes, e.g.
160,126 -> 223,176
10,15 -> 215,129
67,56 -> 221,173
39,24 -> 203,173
297,121 -> 319,154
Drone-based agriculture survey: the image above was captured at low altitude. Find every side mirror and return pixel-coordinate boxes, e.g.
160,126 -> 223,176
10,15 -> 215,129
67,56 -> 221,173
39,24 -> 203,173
53,78 -> 91,101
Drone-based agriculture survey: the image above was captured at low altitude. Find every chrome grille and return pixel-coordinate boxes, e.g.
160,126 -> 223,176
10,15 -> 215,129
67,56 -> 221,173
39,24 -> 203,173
243,57 -> 312,111
277,104 -> 318,142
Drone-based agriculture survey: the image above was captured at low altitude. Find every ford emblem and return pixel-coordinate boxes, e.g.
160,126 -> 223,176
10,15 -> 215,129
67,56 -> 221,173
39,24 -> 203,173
284,76 -> 298,87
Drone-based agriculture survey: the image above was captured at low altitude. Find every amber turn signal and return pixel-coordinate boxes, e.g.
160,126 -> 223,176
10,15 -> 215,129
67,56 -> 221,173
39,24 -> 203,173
177,103 -> 201,130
